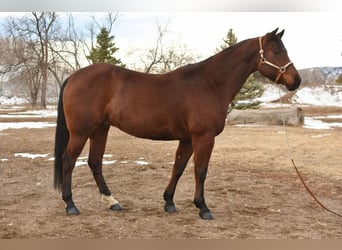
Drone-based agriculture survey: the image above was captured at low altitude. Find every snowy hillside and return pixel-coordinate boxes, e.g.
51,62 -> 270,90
292,85 -> 342,107
298,67 -> 342,86
256,84 -> 342,107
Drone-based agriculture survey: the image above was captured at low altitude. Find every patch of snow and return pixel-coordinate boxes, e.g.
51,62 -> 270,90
13,109 -> 56,117
0,122 -> 56,131
75,160 -> 118,166
311,133 -> 331,138
234,124 -> 266,128
313,114 -> 342,119
0,158 -> 8,162
14,153 -> 49,159
259,103 -> 292,108
0,109 -> 57,119
75,158 -> 117,167
292,86 -> 342,107
75,161 -> 87,167
74,157 -> 145,166
304,118 -> 331,129
103,160 -> 117,165
304,117 -> 342,130
0,96 -> 29,105
134,160 -> 149,165
11,151 -> 145,167
256,84 -> 286,103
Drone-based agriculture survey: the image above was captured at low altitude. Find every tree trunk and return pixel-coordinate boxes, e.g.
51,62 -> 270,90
226,107 -> 304,126
40,63 -> 48,109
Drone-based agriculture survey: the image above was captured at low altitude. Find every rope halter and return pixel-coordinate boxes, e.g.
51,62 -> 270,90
258,36 -> 293,83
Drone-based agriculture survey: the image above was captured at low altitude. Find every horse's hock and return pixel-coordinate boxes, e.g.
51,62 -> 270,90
226,107 -> 304,126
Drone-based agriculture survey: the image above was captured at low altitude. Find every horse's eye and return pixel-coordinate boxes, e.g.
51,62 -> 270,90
273,50 -> 280,55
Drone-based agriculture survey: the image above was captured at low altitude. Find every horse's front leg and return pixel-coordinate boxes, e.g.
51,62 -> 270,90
192,133 -> 215,220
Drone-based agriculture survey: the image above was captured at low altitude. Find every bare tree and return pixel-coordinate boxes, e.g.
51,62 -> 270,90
32,12 -> 58,108
0,35 -> 43,106
138,20 -> 199,74
160,43 -> 199,73
0,37 -> 21,76
48,13 -> 88,88
4,12 -> 60,108
2,12 -> 89,106
140,21 -> 169,73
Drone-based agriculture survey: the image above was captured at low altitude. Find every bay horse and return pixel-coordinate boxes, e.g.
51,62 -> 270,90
54,28 -> 301,220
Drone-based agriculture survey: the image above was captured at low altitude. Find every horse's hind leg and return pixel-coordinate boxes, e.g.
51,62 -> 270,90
163,140 -> 193,213
62,134 -> 88,215
88,125 -> 122,211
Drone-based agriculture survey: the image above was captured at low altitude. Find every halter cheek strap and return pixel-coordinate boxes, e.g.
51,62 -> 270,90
258,36 -> 293,83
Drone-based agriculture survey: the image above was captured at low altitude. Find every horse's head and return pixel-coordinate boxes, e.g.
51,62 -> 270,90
257,28 -> 301,91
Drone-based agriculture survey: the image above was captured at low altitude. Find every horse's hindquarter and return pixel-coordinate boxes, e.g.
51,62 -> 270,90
63,65 -> 117,133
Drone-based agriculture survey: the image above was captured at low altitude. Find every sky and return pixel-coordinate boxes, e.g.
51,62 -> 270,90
0,0 -> 341,70
110,12 -> 342,69
0,11 -> 341,70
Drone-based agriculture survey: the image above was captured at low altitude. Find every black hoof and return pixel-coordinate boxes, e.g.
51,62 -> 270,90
164,204 -> 177,213
66,206 -> 80,215
110,203 -> 122,211
199,211 -> 214,220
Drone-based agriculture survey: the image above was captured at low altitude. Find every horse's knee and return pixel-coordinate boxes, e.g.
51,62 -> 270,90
196,167 -> 208,182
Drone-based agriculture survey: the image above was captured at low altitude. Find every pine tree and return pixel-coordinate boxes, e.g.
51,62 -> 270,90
218,28 -> 264,110
230,75 -> 264,111
87,27 -> 124,66
220,28 -> 238,50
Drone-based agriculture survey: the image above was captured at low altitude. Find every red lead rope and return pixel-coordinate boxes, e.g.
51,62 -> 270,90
279,89 -> 342,218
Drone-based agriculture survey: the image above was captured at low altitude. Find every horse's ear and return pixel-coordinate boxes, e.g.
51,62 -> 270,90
270,28 -> 279,36
277,29 -> 285,39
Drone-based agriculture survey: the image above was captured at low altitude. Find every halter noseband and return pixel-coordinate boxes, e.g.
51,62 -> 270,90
258,36 -> 293,83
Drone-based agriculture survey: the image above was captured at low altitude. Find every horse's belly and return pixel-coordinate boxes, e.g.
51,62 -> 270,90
112,114 -> 188,141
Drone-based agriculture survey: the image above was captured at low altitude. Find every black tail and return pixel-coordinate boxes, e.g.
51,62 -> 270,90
54,78 -> 70,191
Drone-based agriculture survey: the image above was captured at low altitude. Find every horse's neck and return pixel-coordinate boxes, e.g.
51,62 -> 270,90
205,38 -> 259,107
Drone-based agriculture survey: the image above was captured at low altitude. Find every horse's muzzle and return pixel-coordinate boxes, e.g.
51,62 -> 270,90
286,75 -> 301,91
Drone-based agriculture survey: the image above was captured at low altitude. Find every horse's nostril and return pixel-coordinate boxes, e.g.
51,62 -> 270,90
292,75 -> 301,90
286,75 -> 301,91
295,75 -> 301,86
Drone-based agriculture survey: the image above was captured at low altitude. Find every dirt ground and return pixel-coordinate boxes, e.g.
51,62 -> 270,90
0,106 -> 342,239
